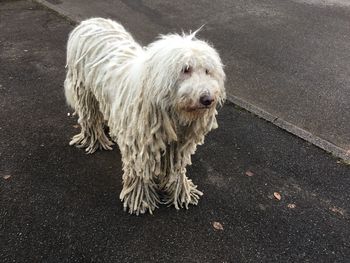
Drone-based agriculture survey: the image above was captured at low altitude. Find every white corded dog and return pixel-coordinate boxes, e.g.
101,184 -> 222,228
64,18 -> 226,215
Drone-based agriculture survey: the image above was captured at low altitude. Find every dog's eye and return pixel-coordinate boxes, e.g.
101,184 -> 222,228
183,66 -> 192,74
205,69 -> 209,75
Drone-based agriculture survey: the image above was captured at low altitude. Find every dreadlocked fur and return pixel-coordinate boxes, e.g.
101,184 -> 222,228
64,18 -> 226,215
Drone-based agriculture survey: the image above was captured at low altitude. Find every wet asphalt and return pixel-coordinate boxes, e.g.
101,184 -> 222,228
0,1 -> 349,262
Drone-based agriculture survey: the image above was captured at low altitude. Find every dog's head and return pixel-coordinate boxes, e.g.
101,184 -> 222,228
144,31 -> 226,124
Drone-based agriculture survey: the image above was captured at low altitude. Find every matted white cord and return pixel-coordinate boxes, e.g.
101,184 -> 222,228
64,18 -> 226,215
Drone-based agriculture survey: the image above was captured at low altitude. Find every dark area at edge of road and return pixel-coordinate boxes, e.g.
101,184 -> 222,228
0,1 -> 349,262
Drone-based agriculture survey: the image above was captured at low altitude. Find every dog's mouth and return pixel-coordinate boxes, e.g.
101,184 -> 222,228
185,105 -> 211,112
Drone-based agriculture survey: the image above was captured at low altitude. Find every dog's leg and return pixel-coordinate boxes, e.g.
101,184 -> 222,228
120,171 -> 160,215
162,170 -> 203,210
69,86 -> 114,154
159,145 -> 203,209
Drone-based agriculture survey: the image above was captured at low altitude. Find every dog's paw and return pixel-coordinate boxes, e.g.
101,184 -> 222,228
69,130 -> 114,154
120,177 -> 160,215
164,177 -> 203,210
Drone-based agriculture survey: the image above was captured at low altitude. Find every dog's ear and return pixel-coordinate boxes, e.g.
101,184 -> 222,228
142,54 -> 180,105
134,74 -> 178,144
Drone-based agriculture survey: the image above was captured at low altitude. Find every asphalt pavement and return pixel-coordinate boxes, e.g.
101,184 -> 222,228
1,1 -> 350,262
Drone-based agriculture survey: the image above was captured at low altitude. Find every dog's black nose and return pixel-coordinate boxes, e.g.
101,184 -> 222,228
199,94 -> 214,106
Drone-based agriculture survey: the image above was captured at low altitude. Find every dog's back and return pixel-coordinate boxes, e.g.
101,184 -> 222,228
64,18 -> 142,109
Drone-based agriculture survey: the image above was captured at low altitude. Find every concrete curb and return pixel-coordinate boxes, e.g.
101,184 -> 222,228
228,94 -> 350,163
33,0 -> 81,24
34,0 -> 350,163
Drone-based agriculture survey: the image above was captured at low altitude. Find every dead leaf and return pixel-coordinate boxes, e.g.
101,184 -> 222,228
212,221 -> 224,230
330,206 -> 345,216
245,170 -> 254,177
287,203 -> 296,209
3,175 -> 11,180
273,192 -> 281,200
344,160 -> 350,165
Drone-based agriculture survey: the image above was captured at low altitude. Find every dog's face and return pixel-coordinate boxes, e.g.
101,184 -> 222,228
146,33 -> 226,123
173,41 -> 226,123
176,60 -> 224,117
